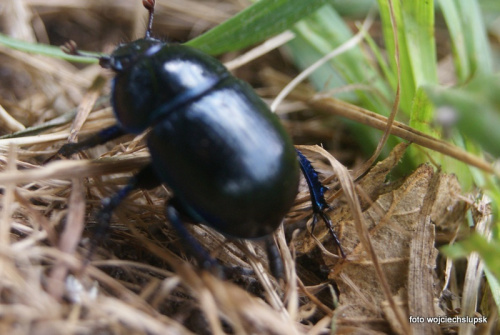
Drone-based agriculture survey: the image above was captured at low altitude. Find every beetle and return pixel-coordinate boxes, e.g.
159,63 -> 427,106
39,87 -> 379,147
55,0 -> 343,277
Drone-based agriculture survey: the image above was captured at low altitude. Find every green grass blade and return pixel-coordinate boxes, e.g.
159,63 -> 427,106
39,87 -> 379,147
483,267 -> 500,312
444,234 -> 500,282
402,0 -> 437,87
0,33 -> 99,63
284,4 -> 398,156
186,0 -> 330,55
439,0 -> 493,81
378,0 -> 437,116
377,0 -> 415,113
439,0 -> 471,81
424,75 -> 500,157
289,5 -> 391,112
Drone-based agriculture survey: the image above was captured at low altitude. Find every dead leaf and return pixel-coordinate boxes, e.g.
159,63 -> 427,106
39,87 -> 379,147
291,144 -> 468,333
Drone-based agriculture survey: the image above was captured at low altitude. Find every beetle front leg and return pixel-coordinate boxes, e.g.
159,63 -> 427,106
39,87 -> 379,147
296,149 -> 346,258
46,124 -> 126,162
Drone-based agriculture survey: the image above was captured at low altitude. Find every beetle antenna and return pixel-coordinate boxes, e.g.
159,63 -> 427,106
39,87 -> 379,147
61,40 -> 90,58
61,40 -> 112,68
143,0 -> 156,38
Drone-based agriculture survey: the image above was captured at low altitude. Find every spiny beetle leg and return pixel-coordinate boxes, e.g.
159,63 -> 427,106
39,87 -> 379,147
316,210 -> 346,258
86,164 -> 161,263
45,124 -> 125,163
166,201 -> 222,276
296,149 -> 346,258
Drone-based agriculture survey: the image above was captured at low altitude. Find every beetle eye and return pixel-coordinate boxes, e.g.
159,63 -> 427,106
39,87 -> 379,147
108,55 -> 134,72
99,56 -> 112,69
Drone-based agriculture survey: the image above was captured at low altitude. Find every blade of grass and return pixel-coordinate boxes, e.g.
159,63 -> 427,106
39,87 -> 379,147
424,75 -> 500,157
186,0 -> 330,55
402,0 -> 438,87
438,0 -> 470,81
284,4 -> 396,155
0,33 -> 99,63
439,0 -> 493,81
377,0 -> 414,114
289,4 -> 391,113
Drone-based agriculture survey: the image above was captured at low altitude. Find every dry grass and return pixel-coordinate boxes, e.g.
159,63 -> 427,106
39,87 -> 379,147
0,0 -> 487,334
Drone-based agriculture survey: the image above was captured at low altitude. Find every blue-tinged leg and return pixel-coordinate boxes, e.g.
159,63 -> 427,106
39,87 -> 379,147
46,124 -> 125,162
296,149 -> 345,258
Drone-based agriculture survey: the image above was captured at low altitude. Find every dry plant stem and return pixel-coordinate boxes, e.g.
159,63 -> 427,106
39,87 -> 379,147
22,75 -> 133,300
0,156 -> 150,185
408,170 -> 441,334
276,226 -> 299,321
47,177 -> 86,299
296,278 -> 334,317
85,266 -> 194,334
0,145 -> 17,247
307,97 -> 497,176
270,8 -> 374,112
298,145 -> 412,335
157,0 -> 233,25
459,195 -> 491,335
95,296 -> 195,335
0,47 -> 91,88
67,76 -> 107,143
308,315 -> 336,335
0,104 -> 25,132
409,218 -> 439,335
198,273 -> 225,335
225,31 -> 295,71
241,240 -> 285,312
2,0 -> 35,41
13,190 -> 58,246
0,133 -> 70,150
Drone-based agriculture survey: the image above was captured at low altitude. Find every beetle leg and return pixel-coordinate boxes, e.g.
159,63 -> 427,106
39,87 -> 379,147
86,164 -> 161,262
265,236 -> 284,279
296,149 -> 346,258
167,199 -> 284,278
165,201 -> 221,275
46,124 -> 125,162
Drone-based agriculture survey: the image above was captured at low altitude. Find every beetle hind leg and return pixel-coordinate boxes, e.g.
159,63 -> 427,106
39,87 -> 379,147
296,149 -> 346,258
167,200 -> 286,279
165,200 -> 221,275
265,236 -> 285,279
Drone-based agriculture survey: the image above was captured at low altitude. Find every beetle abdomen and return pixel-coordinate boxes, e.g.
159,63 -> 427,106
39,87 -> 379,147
148,78 -> 299,238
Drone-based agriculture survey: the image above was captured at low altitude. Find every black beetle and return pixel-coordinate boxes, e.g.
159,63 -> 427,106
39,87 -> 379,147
55,0 -> 343,276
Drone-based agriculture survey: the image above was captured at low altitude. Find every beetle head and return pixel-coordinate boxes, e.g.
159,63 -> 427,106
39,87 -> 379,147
100,38 -> 163,72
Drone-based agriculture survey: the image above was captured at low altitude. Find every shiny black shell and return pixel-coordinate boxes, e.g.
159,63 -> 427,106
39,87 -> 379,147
110,38 -> 299,239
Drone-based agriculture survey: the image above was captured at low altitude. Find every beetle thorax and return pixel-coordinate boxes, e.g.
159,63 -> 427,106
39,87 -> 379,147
111,43 -> 230,133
